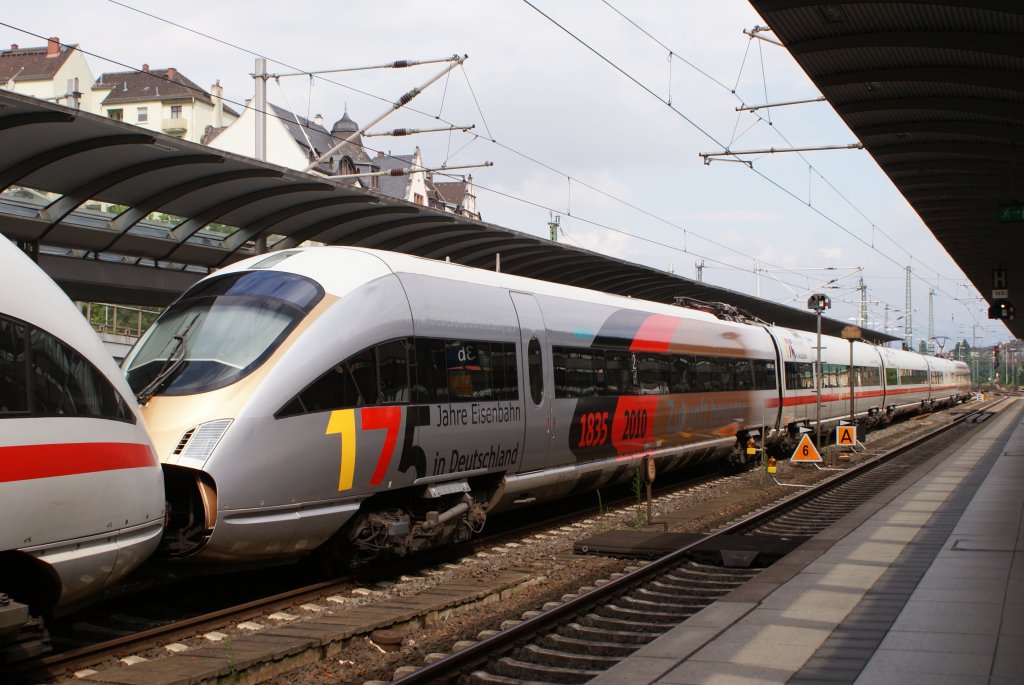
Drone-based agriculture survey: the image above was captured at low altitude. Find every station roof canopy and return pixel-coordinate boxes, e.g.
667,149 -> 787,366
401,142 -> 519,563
0,88 -> 895,341
749,0 -> 1024,339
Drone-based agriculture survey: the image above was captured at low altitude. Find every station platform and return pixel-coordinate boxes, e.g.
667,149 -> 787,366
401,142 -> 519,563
591,398 -> 1024,685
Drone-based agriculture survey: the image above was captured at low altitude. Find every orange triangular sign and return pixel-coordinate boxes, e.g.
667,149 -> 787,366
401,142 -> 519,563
791,434 -> 822,462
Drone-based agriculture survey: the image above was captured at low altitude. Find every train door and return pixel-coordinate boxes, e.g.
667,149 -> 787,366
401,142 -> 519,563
509,292 -> 553,472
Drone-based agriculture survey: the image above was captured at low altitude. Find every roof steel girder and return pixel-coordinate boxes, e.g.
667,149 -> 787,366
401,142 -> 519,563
856,120 -> 1024,143
369,224 -> 469,252
520,255 -> 608,280
420,235 -> 511,262
817,67 -> 1024,94
838,96 -> 1024,122
409,231 -> 497,260
101,168 -> 282,253
0,111 -> 75,133
567,270 -> 667,293
463,245 -> 555,270
444,237 -> 543,264
0,134 -> 154,193
751,0 -> 1023,13
315,215 -> 457,249
162,182 -> 333,260
272,206 -> 423,248
868,141 -> 1020,159
786,30 -> 1024,59
216,195 -> 372,260
38,154 -> 225,241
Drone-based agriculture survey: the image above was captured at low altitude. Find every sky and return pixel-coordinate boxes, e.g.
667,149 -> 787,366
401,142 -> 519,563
1,0 -> 1008,347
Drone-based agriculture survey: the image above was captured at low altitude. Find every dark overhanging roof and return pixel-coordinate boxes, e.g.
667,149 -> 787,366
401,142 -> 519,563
0,88 -> 896,342
749,0 -> 1024,339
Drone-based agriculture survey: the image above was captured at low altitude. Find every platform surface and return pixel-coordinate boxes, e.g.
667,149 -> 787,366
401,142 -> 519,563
591,399 -> 1024,685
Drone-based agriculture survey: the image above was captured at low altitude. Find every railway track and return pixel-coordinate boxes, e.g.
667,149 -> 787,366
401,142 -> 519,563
387,403 -> 1003,685
1,460 -> 727,683
2,402 -> 990,684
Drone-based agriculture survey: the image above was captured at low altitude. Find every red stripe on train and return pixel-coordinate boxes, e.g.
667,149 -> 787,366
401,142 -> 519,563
0,442 -> 157,483
630,314 -> 679,353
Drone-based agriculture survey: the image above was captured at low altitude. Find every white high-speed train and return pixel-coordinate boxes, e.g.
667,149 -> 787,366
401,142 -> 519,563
121,247 -> 970,570
0,237 -> 164,656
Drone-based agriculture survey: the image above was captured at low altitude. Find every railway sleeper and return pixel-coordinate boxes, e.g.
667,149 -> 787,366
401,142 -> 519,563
677,561 -> 757,576
660,572 -> 754,587
563,621 -> 661,644
542,633 -> 639,657
468,671 -> 528,685
592,604 -> 690,625
647,581 -> 735,597
490,655 -> 599,683
518,643 -> 623,670
575,614 -> 667,637
616,596 -> 705,614
636,587 -> 724,604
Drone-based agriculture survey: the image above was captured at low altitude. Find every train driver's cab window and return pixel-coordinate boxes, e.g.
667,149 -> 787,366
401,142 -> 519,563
528,337 -> 543,405
0,314 -> 132,421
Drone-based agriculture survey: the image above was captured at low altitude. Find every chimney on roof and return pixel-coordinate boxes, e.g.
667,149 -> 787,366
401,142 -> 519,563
211,79 -> 224,128
142,63 -> 149,72
167,68 -> 177,81
377,150 -> 384,158
46,37 -> 60,58
314,114 -> 324,128
10,44 -> 18,51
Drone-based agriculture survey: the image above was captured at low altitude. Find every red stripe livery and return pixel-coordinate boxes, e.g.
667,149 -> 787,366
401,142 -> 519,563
0,442 -> 156,483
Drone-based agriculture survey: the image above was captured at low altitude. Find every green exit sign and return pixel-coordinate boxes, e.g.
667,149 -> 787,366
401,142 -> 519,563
999,205 -> 1024,222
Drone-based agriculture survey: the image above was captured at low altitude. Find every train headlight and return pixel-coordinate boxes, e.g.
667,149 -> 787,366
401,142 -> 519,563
173,419 -> 233,468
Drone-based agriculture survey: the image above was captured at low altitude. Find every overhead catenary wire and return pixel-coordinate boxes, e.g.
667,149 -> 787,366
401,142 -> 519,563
596,1 -> 972,298
94,1 -> 849,292
533,0 -> 982,328
6,10 -> 965,327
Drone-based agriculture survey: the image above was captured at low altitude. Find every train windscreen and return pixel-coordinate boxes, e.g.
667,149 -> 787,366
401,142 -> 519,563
124,270 -> 323,397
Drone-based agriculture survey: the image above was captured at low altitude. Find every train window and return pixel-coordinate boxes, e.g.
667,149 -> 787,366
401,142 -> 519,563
885,367 -> 898,385
0,318 -> 28,414
635,353 -> 668,394
23,325 -> 131,421
347,347 -> 379,405
784,361 -> 814,390
753,360 -> 777,390
552,347 -> 568,397
603,349 -> 631,395
528,337 -> 543,405
564,348 -> 597,397
692,356 -> 731,392
446,340 -> 492,401
413,337 -> 448,403
377,339 -> 410,403
734,360 -> 753,390
491,342 -> 519,401
669,355 -> 691,393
